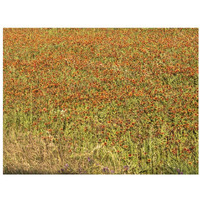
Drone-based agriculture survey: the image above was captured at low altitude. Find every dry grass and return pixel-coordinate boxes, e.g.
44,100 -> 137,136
4,130 -> 89,174
4,130 -> 64,174
3,130 -> 119,174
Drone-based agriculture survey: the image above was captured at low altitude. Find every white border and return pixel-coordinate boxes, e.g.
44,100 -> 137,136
0,0 -> 200,28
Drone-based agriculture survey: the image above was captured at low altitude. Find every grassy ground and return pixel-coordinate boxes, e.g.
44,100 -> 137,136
3,28 -> 198,174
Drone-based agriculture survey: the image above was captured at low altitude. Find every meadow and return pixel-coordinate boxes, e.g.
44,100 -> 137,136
3,28 -> 198,174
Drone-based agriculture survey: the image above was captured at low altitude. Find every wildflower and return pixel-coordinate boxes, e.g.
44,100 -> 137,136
33,89 -> 39,93
65,164 -> 69,168
88,157 -> 91,162
124,165 -> 129,171
128,92 -> 133,96
177,169 -> 183,174
103,167 -> 109,173
111,170 -> 115,174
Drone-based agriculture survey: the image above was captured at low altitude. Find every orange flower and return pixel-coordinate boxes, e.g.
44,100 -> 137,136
128,92 -> 133,96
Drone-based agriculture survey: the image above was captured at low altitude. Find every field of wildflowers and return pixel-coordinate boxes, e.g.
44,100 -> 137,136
3,28 -> 198,174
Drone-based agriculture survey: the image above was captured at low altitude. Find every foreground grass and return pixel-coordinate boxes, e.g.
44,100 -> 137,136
4,129 -> 198,174
3,28 -> 198,174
